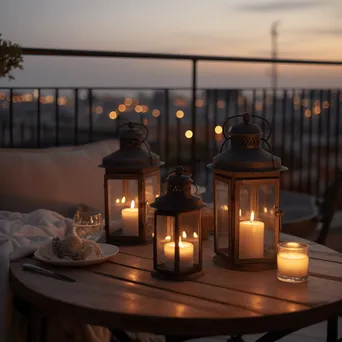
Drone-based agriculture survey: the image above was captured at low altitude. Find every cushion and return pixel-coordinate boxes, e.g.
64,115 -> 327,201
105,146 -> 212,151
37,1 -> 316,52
0,140 -> 119,215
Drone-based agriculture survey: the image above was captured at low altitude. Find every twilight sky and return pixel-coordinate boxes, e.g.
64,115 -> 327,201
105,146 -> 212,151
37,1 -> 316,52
1,0 -> 341,88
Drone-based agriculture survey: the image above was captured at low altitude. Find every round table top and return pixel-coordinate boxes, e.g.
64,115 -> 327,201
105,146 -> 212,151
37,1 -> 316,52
10,234 -> 342,337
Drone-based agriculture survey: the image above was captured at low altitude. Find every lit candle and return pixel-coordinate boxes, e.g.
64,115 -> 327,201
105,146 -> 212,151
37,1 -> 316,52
122,200 -> 139,236
277,242 -> 309,282
164,236 -> 194,271
239,211 -> 264,258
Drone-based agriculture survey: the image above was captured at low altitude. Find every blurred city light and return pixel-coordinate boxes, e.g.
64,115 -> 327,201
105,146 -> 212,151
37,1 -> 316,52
152,109 -> 160,117
214,125 -> 223,134
95,106 -> 103,114
176,110 -> 184,119
118,104 -> 126,112
185,130 -> 193,138
109,111 -> 118,120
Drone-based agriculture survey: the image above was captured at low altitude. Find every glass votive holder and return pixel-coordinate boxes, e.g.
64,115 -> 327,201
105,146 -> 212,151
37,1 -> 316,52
73,206 -> 104,242
277,242 -> 309,283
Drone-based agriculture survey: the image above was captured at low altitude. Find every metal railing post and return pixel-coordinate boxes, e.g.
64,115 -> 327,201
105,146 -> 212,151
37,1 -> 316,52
191,59 -> 198,179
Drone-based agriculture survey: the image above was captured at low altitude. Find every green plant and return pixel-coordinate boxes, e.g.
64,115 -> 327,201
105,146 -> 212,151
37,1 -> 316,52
0,34 -> 23,80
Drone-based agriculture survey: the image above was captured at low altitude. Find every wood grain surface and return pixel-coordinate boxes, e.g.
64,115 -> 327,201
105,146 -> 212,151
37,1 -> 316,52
10,233 -> 342,337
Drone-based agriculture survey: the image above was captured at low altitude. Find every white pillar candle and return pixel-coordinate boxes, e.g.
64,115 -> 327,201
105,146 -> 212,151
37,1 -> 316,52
277,252 -> 309,278
164,237 -> 194,271
122,200 -> 139,236
239,211 -> 265,259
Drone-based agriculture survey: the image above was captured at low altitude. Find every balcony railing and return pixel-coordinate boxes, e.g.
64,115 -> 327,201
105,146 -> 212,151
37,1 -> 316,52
0,48 -> 342,197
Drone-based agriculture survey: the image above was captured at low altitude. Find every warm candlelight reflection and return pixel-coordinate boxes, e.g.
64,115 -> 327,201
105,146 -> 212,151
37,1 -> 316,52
193,232 -> 198,238
182,231 -> 187,239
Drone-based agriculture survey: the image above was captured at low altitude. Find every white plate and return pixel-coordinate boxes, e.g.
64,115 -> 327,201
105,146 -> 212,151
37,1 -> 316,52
34,243 -> 119,267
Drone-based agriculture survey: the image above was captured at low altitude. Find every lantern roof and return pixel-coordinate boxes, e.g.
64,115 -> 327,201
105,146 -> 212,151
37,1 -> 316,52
150,166 -> 206,213
208,113 -> 287,173
99,121 -> 164,170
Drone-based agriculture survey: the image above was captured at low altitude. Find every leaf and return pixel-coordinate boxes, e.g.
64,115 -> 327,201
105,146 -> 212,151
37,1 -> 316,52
0,33 -> 23,80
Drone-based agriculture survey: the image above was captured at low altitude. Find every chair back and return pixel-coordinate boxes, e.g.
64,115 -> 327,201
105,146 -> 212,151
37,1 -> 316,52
316,173 -> 342,245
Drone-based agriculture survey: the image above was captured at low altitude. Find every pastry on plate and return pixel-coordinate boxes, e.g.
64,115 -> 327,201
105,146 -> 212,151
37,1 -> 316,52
40,235 -> 103,261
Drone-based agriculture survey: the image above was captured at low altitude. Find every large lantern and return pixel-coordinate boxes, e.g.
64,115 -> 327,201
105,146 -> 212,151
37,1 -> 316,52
208,113 -> 287,271
150,166 -> 206,281
99,122 -> 164,245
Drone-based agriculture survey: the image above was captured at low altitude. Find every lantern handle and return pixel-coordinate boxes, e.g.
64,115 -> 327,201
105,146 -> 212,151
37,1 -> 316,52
220,137 -> 231,153
222,113 -> 272,142
260,138 -> 275,169
166,168 -> 192,179
142,141 -> 154,166
116,121 -> 149,143
222,114 -> 243,140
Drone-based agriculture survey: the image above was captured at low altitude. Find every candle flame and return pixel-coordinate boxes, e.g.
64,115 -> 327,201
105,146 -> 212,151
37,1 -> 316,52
182,231 -> 187,238
130,200 -> 135,209
115,198 -> 120,204
193,232 -> 198,238
156,194 -> 160,198
264,207 -> 268,213
250,211 -> 255,222
239,209 -> 242,217
121,196 -> 126,204
222,205 -> 228,210
165,235 -> 171,241
178,236 -> 184,247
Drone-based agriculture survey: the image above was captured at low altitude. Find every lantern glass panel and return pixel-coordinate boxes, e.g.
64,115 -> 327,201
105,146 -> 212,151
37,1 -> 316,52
178,211 -> 201,265
236,180 -> 277,259
215,180 -> 230,253
144,172 -> 160,239
156,214 -> 175,270
107,178 -> 139,236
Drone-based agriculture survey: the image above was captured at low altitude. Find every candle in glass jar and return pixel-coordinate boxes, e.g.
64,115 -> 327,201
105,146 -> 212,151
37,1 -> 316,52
122,200 -> 139,236
239,211 -> 264,258
277,242 -> 309,281
277,253 -> 309,278
164,236 -> 194,271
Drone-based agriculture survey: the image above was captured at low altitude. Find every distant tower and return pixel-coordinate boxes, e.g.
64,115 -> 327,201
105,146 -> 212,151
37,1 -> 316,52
271,21 -> 280,90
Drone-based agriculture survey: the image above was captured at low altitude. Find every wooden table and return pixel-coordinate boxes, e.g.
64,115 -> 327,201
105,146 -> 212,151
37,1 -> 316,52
10,234 -> 342,341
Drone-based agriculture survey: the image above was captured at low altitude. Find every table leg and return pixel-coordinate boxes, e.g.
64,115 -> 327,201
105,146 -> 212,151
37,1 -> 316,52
327,317 -> 338,342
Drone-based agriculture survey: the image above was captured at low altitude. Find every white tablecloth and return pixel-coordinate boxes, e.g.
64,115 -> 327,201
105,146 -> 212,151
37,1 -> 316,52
0,209 -> 111,342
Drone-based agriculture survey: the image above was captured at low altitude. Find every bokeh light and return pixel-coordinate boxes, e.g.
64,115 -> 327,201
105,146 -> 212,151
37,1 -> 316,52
185,130 -> 193,138
214,125 -> 223,134
109,111 -> 118,120
176,110 -> 184,119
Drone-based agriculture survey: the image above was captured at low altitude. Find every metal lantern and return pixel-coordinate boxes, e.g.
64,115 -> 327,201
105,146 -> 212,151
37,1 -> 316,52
150,166 -> 206,281
99,122 -> 164,245
208,113 -> 287,271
